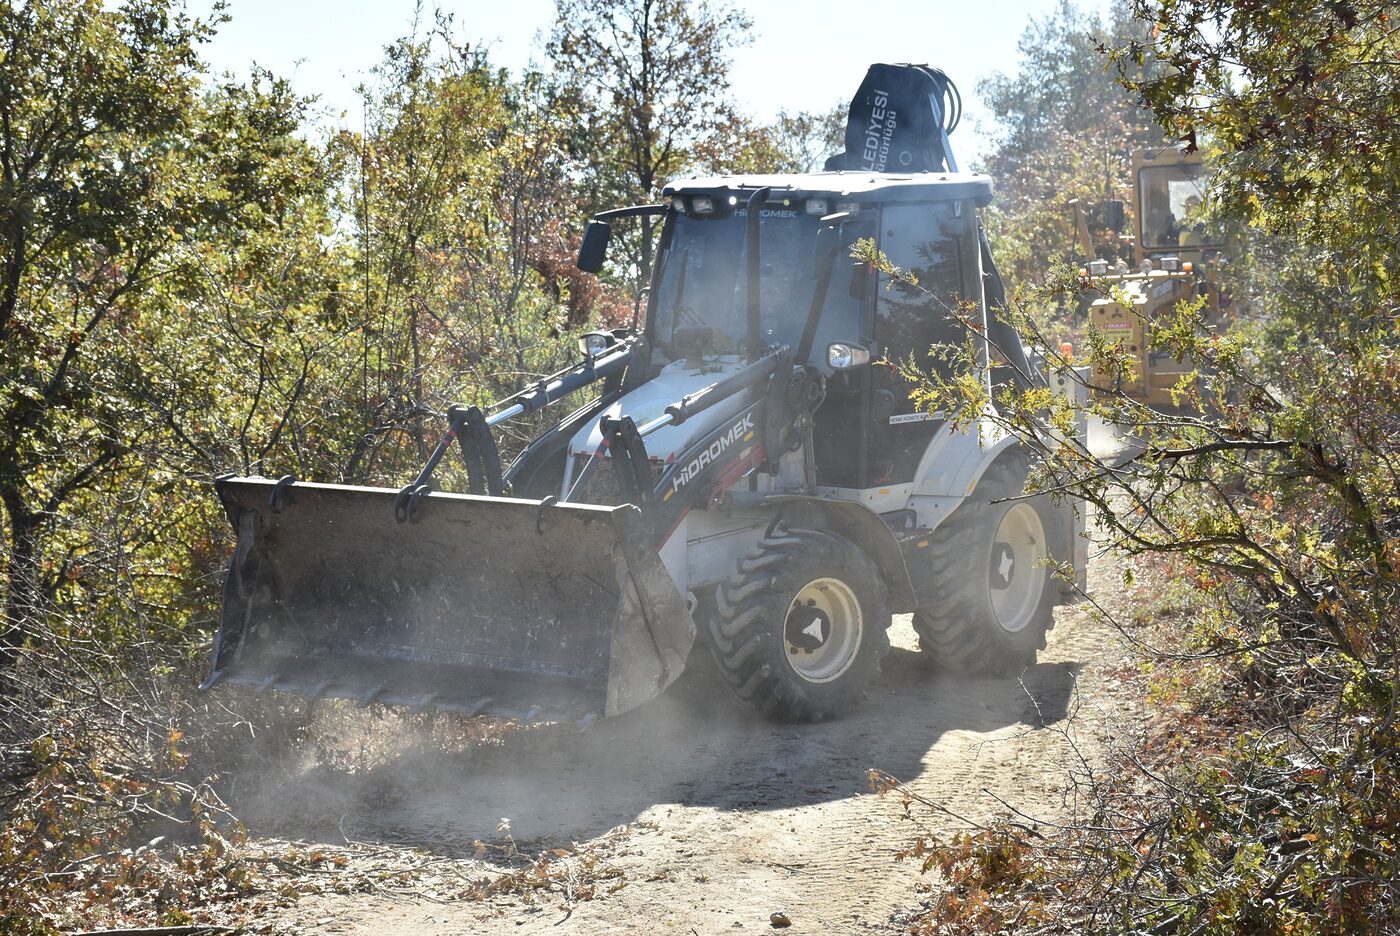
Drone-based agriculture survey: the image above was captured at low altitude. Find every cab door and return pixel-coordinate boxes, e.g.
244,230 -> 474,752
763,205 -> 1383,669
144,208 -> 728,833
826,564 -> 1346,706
865,201 -> 979,486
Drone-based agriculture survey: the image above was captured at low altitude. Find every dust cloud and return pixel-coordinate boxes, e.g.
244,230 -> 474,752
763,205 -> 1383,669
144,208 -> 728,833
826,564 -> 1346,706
215,619 -> 1080,855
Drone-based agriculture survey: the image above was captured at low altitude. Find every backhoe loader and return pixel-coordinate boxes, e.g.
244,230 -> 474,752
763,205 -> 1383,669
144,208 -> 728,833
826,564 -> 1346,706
204,64 -> 1087,724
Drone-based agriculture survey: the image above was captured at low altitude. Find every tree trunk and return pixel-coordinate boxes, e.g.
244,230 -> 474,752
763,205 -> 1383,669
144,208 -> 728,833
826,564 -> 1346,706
0,490 -> 43,670
637,164 -> 656,284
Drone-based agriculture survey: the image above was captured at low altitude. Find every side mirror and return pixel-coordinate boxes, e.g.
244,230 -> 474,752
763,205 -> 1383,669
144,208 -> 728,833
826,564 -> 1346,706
578,331 -> 613,358
577,220 -> 612,273
1104,199 -> 1126,234
827,341 -> 872,370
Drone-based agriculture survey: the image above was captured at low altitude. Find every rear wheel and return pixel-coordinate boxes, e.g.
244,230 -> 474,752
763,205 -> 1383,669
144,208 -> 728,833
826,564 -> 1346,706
913,458 -> 1060,676
709,527 -> 890,721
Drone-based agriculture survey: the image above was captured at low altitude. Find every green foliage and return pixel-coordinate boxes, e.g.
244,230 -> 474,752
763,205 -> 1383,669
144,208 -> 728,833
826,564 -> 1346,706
887,0 -> 1400,931
0,0 -> 324,650
548,0 -> 759,284
0,4 -> 625,654
976,0 -> 1163,295
691,105 -> 848,174
547,0 -> 753,207
320,28 -> 581,482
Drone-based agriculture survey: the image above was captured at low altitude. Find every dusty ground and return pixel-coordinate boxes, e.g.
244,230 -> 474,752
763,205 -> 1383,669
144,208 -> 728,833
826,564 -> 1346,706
222,533 -> 1141,936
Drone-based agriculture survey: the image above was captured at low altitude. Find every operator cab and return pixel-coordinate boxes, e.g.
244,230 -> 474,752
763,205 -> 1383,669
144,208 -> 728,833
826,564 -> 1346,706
1133,149 -> 1225,265
650,171 -> 995,490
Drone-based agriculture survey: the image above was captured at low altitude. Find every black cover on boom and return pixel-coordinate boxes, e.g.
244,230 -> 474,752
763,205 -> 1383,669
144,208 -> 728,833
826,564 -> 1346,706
825,63 -> 961,173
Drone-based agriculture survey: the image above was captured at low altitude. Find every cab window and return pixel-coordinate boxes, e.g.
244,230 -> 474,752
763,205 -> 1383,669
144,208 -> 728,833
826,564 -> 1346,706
1138,164 -> 1218,250
868,201 -> 975,485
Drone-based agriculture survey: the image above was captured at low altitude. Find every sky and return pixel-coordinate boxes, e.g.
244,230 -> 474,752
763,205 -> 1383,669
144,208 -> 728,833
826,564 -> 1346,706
186,0 -> 1116,166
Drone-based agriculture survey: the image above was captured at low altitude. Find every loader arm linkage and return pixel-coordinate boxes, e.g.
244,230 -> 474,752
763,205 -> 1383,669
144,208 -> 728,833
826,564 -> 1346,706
394,335 -> 639,520
563,347 -> 805,536
205,339 -> 815,725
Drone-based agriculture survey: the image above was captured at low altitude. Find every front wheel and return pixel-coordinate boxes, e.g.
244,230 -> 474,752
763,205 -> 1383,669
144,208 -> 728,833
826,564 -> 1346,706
709,527 -> 891,722
913,458 -> 1061,676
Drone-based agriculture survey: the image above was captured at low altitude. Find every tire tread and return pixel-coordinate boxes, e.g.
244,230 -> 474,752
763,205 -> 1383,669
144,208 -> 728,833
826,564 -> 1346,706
911,459 -> 1052,677
709,527 -> 891,721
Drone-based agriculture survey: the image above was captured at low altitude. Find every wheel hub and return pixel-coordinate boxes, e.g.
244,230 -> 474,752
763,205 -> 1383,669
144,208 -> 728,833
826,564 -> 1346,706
783,577 -> 863,683
786,604 -> 831,650
987,502 -> 1048,634
991,542 -> 1016,588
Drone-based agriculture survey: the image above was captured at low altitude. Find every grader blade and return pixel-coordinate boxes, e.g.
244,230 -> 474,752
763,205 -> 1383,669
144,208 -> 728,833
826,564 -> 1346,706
204,478 -> 694,722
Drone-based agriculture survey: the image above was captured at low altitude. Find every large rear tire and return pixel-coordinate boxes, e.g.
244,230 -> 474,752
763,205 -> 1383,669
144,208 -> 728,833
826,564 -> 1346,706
912,458 -> 1060,676
709,527 -> 891,722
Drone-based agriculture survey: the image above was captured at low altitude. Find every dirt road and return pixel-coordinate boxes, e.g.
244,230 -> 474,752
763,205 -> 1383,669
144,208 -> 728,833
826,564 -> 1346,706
230,547 -> 1137,935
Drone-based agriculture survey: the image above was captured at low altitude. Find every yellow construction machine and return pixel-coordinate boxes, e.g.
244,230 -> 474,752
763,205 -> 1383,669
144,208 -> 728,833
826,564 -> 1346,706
1072,147 -> 1232,409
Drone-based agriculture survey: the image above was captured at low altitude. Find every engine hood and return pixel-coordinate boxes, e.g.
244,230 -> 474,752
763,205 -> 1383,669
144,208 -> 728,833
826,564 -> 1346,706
571,356 -> 758,465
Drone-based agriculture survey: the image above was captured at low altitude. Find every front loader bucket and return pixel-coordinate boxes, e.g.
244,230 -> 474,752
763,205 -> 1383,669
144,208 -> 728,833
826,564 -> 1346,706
205,478 -> 695,723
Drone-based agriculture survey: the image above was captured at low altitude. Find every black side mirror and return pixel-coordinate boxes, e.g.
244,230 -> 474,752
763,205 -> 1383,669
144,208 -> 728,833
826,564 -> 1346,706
1104,199 -> 1126,234
577,220 -> 612,273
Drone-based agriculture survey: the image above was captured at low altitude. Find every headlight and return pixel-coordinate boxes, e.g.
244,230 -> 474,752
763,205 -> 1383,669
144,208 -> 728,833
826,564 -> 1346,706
579,332 -> 612,358
1159,255 -> 1180,272
827,342 -> 871,370
1087,259 -> 1109,276
690,195 -> 715,215
804,198 -> 829,216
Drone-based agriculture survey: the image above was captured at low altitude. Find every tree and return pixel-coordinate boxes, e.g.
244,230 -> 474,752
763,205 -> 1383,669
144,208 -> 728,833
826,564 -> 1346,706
975,0 -> 1162,291
321,23 -> 588,483
886,0 -> 1400,929
332,26 -> 514,479
72,67 -> 336,635
0,1 -> 322,662
547,0 -> 753,282
690,105 -> 847,175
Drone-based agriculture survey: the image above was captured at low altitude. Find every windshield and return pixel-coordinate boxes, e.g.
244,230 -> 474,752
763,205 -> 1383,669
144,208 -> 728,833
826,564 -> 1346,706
649,207 -> 868,369
1139,164 -> 1218,250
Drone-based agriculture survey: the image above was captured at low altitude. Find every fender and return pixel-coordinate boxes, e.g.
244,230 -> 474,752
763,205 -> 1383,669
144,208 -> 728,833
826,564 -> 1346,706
912,426 -> 1086,601
952,433 -> 1026,497
911,418 -> 1024,501
745,494 -> 918,613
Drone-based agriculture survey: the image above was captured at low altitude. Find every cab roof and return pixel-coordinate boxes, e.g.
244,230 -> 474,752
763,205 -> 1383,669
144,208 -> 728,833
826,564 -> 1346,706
663,171 -> 994,207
